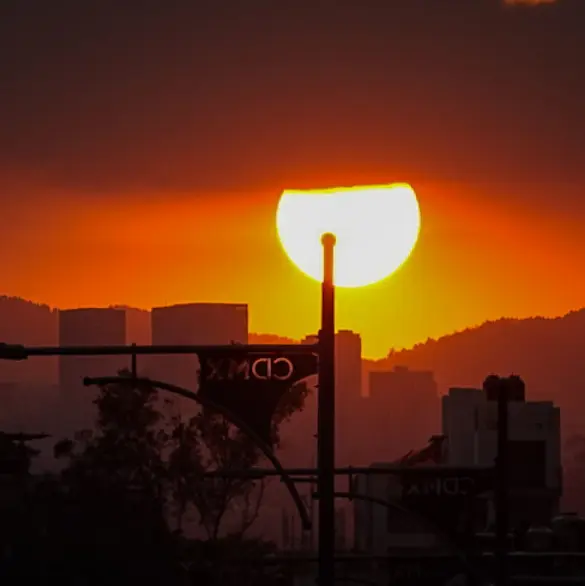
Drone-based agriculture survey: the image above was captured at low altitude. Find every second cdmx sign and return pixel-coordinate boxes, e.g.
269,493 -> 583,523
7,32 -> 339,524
403,476 -> 476,497
202,356 -> 296,382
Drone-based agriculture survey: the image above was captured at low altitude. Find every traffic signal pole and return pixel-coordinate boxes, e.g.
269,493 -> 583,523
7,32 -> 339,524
318,233 -> 336,586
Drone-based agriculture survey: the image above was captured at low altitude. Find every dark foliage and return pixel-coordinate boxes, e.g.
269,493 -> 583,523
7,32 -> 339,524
0,369 -> 308,584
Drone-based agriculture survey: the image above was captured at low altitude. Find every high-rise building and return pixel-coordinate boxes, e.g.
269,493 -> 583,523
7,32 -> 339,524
335,330 -> 362,465
442,383 -> 561,525
353,461 -> 444,554
367,366 -> 440,462
301,330 -> 362,398
369,366 -> 437,403
300,330 -> 363,468
149,303 -> 248,390
58,308 -> 128,392
110,306 -> 152,346
335,330 -> 362,399
58,308 -> 130,430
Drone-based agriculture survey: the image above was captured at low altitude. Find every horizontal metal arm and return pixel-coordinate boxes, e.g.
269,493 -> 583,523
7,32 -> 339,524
197,466 -> 493,478
0,342 -> 319,360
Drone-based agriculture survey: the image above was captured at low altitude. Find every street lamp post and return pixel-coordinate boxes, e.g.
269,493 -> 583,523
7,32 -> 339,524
318,233 -> 336,586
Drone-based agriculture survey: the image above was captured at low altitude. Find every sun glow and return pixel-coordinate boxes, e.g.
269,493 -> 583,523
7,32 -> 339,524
276,183 -> 421,288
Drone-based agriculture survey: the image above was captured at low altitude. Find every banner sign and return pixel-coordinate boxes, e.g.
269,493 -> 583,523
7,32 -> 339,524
399,468 -> 494,539
401,467 -> 493,498
197,350 -> 318,446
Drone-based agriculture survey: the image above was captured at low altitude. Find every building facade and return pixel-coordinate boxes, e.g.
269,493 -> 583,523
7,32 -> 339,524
58,308 -> 129,430
354,380 -> 562,556
111,306 -> 152,346
442,384 -> 562,526
366,366 -> 440,462
149,303 -> 248,391
353,460 -> 452,554
334,330 -> 363,466
58,308 -> 128,393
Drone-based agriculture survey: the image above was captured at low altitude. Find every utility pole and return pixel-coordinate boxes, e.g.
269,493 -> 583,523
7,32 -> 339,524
495,376 -> 510,586
317,233 -> 336,586
131,342 -> 137,377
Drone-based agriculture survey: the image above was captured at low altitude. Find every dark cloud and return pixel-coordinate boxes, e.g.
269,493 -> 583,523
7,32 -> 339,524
0,0 -> 584,194
504,0 -> 558,5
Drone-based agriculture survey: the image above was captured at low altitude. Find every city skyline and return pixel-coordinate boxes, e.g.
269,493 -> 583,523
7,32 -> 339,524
3,292 -> 585,360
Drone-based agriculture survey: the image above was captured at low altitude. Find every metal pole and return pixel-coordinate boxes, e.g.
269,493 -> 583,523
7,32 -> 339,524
0,343 -> 317,360
131,343 -> 137,377
496,376 -> 510,586
194,464 -> 493,479
318,232 -> 336,586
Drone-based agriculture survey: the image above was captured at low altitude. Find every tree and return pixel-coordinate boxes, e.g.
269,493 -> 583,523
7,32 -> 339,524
167,380 -> 311,539
168,409 -> 264,540
58,370 -> 310,539
0,433 -> 50,580
0,432 -> 48,475
0,369 -> 310,584
53,371 -> 183,585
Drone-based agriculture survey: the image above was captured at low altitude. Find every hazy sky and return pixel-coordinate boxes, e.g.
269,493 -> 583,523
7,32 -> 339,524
1,0 -> 584,357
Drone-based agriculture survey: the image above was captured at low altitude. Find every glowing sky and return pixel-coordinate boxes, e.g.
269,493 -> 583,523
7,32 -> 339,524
1,181 -> 583,358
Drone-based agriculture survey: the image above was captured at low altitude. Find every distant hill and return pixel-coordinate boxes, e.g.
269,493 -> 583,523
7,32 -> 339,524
0,296 -> 57,343
248,333 -> 298,345
0,296 -> 58,383
366,309 -> 585,437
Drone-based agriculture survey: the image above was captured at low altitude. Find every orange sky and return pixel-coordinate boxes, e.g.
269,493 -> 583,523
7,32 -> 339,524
2,180 -> 584,358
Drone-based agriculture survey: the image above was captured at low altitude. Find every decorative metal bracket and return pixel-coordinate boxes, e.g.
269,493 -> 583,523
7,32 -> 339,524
83,375 -> 312,530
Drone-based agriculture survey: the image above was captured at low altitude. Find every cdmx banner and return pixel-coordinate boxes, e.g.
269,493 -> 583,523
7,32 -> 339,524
399,467 -> 494,540
196,350 -> 319,446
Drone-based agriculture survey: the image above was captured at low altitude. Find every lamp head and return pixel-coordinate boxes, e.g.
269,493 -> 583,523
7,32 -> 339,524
321,232 -> 337,248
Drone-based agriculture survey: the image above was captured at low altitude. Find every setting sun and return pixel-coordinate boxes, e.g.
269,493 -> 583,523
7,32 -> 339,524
276,184 -> 421,288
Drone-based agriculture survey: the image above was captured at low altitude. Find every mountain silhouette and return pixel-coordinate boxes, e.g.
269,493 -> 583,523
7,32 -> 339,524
367,310 -> 585,440
248,333 -> 297,345
0,296 -> 58,383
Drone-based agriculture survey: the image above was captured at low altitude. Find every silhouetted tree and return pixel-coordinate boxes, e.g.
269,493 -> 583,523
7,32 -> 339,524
0,432 -> 47,475
46,371 -> 310,584
181,536 -> 286,586
1,367 -> 310,583
0,432 -> 50,580
167,380 -> 310,539
53,372 -> 182,585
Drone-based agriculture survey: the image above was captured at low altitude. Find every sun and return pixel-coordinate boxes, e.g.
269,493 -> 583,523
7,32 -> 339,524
276,183 -> 421,288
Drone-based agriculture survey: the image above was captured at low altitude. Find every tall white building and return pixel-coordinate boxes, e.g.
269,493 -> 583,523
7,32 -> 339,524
353,379 -> 562,555
442,384 -> 561,525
